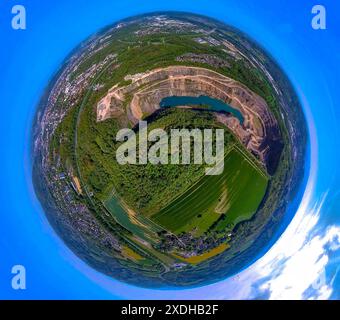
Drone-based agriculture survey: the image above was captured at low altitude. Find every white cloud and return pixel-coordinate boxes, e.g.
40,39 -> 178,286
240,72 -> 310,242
253,200 -> 340,300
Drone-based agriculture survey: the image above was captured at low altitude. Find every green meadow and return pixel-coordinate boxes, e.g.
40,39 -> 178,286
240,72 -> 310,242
151,148 -> 268,235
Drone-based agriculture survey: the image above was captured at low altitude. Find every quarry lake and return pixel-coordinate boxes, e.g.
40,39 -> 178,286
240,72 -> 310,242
160,95 -> 244,124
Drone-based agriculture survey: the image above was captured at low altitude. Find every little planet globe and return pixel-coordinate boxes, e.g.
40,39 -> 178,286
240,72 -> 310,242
32,12 -> 307,288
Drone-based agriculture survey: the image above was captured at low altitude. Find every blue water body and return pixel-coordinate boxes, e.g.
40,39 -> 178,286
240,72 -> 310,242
160,95 -> 244,124
0,0 -> 340,300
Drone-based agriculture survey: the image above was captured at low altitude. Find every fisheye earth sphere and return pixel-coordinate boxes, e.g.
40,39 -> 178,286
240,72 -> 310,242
32,12 -> 307,288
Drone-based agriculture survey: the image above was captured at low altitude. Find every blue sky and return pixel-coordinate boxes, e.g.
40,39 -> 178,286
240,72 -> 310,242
0,0 -> 339,299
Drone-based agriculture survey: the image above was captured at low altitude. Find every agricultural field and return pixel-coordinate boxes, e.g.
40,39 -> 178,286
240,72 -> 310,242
151,147 -> 268,235
173,243 -> 230,264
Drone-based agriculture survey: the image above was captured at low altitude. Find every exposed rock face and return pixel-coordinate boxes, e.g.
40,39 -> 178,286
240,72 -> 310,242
97,66 -> 282,173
